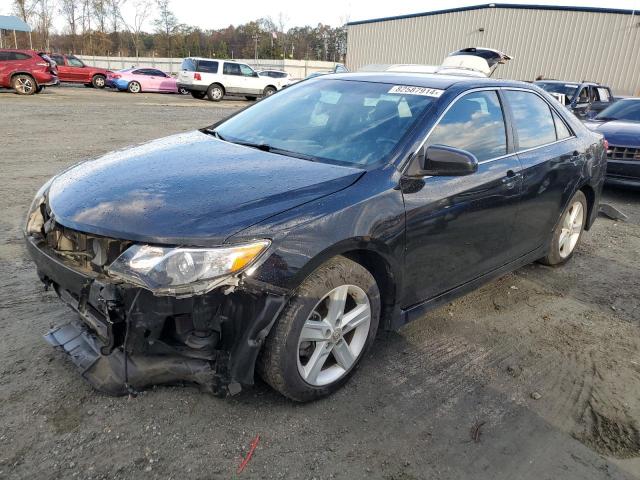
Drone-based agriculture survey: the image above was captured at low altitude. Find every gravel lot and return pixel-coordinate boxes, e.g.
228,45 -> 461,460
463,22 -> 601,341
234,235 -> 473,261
1,86 -> 639,480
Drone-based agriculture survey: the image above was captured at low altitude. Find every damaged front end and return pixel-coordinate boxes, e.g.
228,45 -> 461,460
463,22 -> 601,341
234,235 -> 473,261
24,194 -> 286,396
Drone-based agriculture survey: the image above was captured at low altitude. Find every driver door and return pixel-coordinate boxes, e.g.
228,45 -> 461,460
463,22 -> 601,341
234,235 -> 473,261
401,90 -> 523,307
240,64 -> 264,94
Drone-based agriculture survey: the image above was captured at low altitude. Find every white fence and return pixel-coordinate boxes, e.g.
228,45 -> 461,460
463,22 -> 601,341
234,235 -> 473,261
76,55 -> 341,79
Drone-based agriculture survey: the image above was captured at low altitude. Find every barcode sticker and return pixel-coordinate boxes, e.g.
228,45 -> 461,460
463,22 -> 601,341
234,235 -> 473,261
388,85 -> 444,97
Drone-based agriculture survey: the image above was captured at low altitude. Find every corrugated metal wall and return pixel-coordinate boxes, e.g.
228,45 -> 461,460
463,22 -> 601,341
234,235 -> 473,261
347,7 -> 640,96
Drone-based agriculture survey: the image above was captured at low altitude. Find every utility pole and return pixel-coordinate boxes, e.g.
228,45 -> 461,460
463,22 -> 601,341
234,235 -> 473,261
252,33 -> 259,67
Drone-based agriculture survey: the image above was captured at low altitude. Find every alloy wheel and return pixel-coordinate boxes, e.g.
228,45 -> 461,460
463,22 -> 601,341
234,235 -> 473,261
297,284 -> 371,386
16,77 -> 34,94
558,201 -> 584,258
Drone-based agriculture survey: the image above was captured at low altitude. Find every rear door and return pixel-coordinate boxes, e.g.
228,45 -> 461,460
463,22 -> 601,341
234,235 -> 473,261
503,88 -> 582,253
402,89 -> 523,306
50,54 -> 72,81
0,51 -> 10,85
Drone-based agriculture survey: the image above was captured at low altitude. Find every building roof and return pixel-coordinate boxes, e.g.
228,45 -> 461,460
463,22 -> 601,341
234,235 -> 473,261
0,15 -> 32,32
347,3 -> 639,26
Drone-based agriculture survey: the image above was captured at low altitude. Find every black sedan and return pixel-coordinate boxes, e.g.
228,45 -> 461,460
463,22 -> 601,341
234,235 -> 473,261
584,98 -> 640,188
25,73 -> 606,401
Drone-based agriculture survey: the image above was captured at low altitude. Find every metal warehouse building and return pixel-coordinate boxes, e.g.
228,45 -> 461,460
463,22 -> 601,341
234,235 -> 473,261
346,3 -> 640,95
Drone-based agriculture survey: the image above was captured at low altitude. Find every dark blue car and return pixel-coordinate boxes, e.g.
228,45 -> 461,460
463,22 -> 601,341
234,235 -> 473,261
585,98 -> 640,187
25,73 -> 606,401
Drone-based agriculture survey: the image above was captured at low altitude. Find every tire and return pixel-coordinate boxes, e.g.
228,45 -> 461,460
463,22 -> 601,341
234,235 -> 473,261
92,74 -> 106,89
263,86 -> 276,97
245,95 -> 257,101
190,91 -> 206,99
539,190 -> 587,266
258,256 -> 380,402
127,81 -> 141,93
178,87 -> 190,95
11,74 -> 37,95
35,85 -> 45,93
206,83 -> 224,102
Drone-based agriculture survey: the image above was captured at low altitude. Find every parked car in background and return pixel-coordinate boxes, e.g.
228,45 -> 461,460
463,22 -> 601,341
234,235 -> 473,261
305,63 -> 349,79
108,67 -> 187,94
25,72 -> 605,401
257,69 -> 294,89
0,49 -> 58,95
48,53 -> 110,88
177,57 -> 279,101
584,98 -> 640,187
535,80 -> 614,119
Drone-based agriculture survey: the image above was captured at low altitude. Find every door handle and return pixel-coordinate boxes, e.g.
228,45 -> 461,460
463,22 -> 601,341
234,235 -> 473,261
502,170 -> 521,188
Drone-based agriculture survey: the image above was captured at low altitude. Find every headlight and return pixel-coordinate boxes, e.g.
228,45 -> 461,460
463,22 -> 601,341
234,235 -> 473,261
25,176 -> 56,235
106,240 -> 270,296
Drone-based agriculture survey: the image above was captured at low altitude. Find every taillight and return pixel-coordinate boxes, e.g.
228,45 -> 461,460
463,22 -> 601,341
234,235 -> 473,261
194,72 -> 201,80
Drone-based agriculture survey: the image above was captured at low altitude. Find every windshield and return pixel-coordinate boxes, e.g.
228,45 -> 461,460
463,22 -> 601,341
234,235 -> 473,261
214,79 -> 437,166
596,100 -> 640,122
536,82 -> 579,100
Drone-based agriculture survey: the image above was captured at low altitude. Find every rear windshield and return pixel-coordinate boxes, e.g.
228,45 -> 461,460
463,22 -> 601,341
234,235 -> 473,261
197,60 -> 218,73
215,79 -> 438,167
535,82 -> 579,100
181,58 -> 197,71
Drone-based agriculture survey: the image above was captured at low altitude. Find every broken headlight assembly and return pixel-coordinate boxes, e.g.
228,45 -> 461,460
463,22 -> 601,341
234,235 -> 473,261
106,240 -> 270,296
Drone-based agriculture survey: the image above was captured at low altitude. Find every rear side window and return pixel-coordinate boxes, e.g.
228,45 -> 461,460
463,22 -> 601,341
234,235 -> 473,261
596,87 -> 611,103
0,52 -> 9,61
181,58 -> 196,71
427,90 -> 507,162
1,52 -> 31,61
197,60 -> 218,73
50,54 -> 65,65
504,90 -> 557,150
223,63 -> 241,76
553,111 -> 572,140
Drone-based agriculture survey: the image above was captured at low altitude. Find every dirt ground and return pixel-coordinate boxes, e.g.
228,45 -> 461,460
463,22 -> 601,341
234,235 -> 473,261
1,86 -> 639,480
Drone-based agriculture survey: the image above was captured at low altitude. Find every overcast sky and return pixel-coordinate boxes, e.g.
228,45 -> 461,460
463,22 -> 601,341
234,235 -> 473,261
1,0 -> 639,32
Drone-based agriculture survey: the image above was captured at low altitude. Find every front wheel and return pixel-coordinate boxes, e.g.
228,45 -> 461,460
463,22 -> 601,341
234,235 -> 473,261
258,256 -> 380,402
540,190 -> 587,266
92,75 -> 106,88
127,81 -> 141,93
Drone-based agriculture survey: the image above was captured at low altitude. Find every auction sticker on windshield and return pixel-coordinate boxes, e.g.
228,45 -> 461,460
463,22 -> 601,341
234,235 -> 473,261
388,85 -> 444,97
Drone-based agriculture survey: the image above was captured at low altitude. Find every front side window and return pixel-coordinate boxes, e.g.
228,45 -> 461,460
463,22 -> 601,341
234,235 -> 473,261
67,56 -> 84,67
51,54 -> 65,65
240,64 -> 255,77
215,79 -> 437,167
505,90 -> 557,150
426,90 -> 507,162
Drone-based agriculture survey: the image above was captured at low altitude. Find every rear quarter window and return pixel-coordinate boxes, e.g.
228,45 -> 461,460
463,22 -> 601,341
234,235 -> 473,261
197,60 -> 218,74
181,58 -> 196,71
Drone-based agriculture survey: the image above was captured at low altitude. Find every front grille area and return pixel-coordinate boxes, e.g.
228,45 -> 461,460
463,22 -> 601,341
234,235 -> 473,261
39,202 -> 132,273
607,146 -> 640,161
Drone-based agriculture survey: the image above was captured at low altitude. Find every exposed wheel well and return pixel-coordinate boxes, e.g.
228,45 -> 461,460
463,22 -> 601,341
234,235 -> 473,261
580,184 -> 596,230
342,250 -> 397,329
10,72 -> 36,84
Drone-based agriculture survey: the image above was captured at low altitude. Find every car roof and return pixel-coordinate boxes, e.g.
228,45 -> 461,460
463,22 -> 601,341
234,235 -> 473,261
324,72 -> 532,90
535,79 -> 603,86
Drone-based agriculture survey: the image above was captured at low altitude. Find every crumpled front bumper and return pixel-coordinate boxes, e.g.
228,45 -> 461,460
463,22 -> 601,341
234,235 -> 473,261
25,234 -> 287,396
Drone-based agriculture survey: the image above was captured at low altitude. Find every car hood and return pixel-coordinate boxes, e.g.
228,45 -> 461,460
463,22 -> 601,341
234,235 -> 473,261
583,119 -> 640,148
47,131 -> 364,246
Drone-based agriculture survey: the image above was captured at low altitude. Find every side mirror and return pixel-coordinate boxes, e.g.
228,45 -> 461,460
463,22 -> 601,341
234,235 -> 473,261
409,145 -> 478,176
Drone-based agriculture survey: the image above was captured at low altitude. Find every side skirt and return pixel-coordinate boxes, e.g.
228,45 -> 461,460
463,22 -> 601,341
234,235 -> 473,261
393,245 -> 546,330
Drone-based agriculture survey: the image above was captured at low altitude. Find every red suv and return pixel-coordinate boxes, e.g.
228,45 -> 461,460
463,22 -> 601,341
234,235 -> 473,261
48,53 -> 111,88
0,49 -> 58,95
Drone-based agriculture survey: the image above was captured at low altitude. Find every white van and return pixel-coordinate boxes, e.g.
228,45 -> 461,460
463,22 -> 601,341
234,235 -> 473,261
177,58 -> 279,101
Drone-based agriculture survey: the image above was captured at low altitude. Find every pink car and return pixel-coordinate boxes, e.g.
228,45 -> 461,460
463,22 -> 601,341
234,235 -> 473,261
108,67 -> 188,94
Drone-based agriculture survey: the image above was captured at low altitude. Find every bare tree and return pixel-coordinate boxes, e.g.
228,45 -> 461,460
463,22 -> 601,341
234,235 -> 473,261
13,0 -> 37,22
60,0 -> 81,50
153,0 -> 178,56
121,0 -> 151,58
34,0 -> 55,50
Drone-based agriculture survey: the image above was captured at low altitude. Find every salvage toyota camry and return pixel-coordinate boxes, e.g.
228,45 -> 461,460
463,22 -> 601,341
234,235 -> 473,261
25,72 -> 606,401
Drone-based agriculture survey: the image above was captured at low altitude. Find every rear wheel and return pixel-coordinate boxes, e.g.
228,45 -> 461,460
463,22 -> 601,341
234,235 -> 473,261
206,84 -> 224,101
263,86 -> 276,97
127,81 -> 141,93
12,74 -> 36,95
92,74 -> 106,88
540,190 -> 587,266
258,256 -> 380,402
190,91 -> 206,99
178,87 -> 190,95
